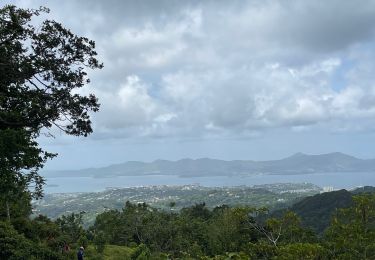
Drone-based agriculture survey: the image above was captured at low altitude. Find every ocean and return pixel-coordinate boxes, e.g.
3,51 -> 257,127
43,171 -> 375,193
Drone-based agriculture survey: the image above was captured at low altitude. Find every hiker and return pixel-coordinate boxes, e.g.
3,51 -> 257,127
77,246 -> 84,260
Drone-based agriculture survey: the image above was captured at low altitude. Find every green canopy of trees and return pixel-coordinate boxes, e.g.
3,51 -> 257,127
89,193 -> 375,259
0,4 -> 102,221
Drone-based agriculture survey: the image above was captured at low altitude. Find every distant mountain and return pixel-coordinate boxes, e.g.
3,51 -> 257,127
43,152 -> 375,178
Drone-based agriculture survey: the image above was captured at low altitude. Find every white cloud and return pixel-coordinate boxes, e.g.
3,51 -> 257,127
94,76 -> 161,130
9,0 -> 375,140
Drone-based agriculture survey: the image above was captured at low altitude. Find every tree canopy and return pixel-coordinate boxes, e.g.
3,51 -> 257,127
0,4 -> 102,219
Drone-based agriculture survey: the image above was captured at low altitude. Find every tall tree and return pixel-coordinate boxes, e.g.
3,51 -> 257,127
325,194 -> 375,259
0,5 -> 102,220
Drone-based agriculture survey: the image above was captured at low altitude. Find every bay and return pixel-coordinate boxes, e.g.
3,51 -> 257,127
43,171 -> 375,193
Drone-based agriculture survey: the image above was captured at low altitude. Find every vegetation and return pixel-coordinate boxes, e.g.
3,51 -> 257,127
0,3 -> 99,258
272,189 -> 354,233
0,4 -> 101,221
33,183 -> 321,226
86,193 -> 375,259
5,190 -> 375,259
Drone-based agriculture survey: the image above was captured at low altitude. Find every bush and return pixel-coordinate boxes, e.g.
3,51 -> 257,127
0,221 -> 62,260
130,244 -> 151,260
94,232 -> 107,253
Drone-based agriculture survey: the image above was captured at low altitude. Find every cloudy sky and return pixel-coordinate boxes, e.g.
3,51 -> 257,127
7,0 -> 375,169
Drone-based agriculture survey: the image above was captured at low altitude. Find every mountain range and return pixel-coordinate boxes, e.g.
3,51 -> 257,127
43,152 -> 375,178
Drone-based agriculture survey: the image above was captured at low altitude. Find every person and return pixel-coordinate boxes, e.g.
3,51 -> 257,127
77,246 -> 84,260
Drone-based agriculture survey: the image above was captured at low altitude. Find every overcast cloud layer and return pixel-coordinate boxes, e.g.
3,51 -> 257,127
6,0 -> 375,168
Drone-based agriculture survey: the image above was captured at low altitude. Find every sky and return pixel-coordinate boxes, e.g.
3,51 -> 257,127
5,0 -> 375,170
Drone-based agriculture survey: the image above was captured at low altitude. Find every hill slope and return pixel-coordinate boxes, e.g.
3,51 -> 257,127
273,187 -> 375,233
284,189 -> 354,233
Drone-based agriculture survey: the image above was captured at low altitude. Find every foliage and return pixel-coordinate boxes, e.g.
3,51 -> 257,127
0,5 -> 102,136
92,202 -> 315,258
1,192 -> 375,258
93,231 -> 106,253
324,193 -> 375,259
0,4 -> 101,256
0,221 -> 62,259
55,212 -> 86,247
0,4 -> 102,221
88,193 -> 375,258
130,243 -> 151,260
275,243 -> 327,260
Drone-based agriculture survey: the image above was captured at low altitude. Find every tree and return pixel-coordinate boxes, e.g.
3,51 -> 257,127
324,193 -> 375,259
207,207 -> 256,255
248,209 -> 314,247
93,231 -> 106,254
56,212 -> 86,247
0,4 -> 102,219
0,220 -> 63,259
275,243 -> 327,260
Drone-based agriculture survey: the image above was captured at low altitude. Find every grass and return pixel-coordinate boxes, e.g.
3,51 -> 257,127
85,245 -> 134,260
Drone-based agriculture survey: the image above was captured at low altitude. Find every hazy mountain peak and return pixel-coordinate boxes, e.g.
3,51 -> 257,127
43,152 -> 373,178
286,152 -> 359,160
153,159 -> 171,163
318,152 -> 360,161
289,152 -> 308,158
327,152 -> 354,157
176,158 -> 194,162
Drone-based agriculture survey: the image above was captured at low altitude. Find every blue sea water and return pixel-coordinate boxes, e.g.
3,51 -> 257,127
43,172 -> 375,193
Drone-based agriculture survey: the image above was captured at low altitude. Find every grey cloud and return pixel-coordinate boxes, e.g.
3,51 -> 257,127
7,0 -> 375,140
269,1 -> 375,52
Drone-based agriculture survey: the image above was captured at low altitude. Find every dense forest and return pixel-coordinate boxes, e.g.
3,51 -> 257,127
1,189 -> 375,259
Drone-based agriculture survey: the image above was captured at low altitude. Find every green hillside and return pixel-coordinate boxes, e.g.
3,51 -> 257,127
273,189 -> 354,233
273,186 -> 375,233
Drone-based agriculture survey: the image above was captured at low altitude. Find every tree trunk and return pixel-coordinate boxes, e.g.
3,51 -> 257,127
6,199 -> 10,222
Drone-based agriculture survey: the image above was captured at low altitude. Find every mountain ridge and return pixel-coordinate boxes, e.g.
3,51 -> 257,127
43,152 -> 375,178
